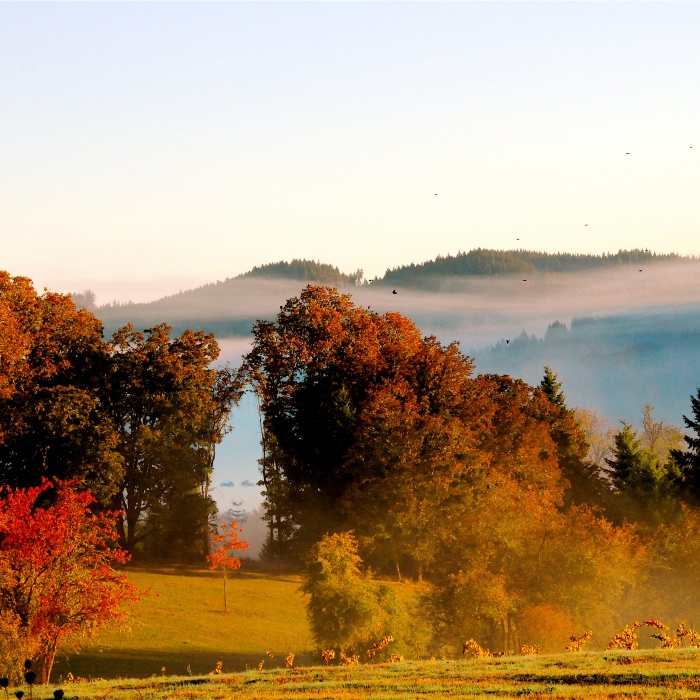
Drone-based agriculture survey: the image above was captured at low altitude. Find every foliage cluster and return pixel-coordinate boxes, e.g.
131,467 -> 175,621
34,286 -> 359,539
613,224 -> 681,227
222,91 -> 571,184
240,259 -> 364,286
0,272 -> 242,561
242,284 -> 700,657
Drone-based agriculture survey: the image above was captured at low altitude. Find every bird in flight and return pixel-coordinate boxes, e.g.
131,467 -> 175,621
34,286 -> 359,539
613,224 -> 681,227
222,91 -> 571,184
506,340 -> 511,345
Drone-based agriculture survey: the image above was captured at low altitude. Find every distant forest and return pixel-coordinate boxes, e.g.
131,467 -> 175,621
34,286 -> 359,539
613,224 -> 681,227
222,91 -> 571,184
239,259 -> 365,286
377,248 -> 693,288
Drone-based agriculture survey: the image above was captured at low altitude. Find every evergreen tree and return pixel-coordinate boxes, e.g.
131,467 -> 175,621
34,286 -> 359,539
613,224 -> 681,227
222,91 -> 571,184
536,367 -> 606,508
604,422 -> 644,488
539,366 -> 567,410
604,421 -> 681,525
670,388 -> 700,501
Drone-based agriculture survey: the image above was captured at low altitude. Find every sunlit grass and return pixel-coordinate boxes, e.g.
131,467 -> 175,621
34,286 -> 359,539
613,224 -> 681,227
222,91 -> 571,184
44,648 -> 700,699
53,564 -> 316,679
48,565 -> 700,697
54,564 -> 427,681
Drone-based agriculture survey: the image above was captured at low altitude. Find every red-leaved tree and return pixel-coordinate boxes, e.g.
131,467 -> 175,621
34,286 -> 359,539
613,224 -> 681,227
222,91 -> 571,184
207,522 -> 248,611
0,480 -> 141,683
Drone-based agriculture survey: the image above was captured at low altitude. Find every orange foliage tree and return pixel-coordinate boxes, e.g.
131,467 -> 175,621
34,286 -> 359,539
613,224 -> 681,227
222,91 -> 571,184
0,480 -> 141,683
241,285 -> 483,562
0,272 -> 121,501
207,522 -> 248,611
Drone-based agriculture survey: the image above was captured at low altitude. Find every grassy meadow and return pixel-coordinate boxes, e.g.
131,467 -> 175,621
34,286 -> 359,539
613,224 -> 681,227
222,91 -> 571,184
52,564 -> 319,680
42,564 -> 700,698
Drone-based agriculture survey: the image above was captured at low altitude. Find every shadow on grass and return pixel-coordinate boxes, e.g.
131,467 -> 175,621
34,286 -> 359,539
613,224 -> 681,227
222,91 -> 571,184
53,648 -> 317,681
125,563 -> 303,585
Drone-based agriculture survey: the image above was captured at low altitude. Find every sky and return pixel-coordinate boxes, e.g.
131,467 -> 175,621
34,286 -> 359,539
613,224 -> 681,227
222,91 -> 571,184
2,2 -> 700,305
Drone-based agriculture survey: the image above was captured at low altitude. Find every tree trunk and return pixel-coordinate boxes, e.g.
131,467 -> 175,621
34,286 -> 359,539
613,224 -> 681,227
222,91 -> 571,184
42,642 -> 57,685
507,616 -> 514,652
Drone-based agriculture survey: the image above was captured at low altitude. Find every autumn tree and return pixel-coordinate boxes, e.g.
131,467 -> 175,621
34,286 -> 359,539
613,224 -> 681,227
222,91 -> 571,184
105,324 -> 242,558
640,405 -> 684,463
426,493 -> 646,654
241,285 -> 483,560
0,273 -> 122,502
574,407 -> 615,471
340,338 -> 488,581
207,521 -> 248,611
0,480 -> 140,683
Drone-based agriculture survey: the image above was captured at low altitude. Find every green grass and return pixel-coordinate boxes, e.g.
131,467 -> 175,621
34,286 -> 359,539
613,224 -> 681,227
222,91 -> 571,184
54,564 -> 317,680
54,563 -> 427,681
43,648 -> 700,699
49,565 -> 700,697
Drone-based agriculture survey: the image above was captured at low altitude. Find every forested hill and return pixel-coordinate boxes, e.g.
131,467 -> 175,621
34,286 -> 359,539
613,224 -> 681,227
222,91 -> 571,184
377,249 -> 692,288
93,250 -> 699,340
239,259 -> 364,285
96,259 -> 364,336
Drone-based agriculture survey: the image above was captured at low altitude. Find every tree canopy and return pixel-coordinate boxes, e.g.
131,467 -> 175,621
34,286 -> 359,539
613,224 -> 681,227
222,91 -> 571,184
0,272 -> 241,560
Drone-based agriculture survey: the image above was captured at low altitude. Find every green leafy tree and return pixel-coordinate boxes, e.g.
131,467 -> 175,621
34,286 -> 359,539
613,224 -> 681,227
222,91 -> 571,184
105,324 -> 241,557
302,532 -> 406,656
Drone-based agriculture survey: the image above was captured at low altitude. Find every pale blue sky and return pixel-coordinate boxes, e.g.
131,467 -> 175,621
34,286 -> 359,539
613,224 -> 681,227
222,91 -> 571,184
2,2 -> 699,303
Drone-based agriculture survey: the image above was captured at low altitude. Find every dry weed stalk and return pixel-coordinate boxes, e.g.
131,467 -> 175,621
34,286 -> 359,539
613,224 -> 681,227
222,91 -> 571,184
566,630 -> 593,652
367,636 -> 395,660
462,639 -> 490,659
340,652 -> 359,665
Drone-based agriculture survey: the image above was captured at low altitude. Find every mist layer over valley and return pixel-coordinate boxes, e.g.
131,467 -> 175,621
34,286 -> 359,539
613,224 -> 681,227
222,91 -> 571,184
97,259 -> 700,423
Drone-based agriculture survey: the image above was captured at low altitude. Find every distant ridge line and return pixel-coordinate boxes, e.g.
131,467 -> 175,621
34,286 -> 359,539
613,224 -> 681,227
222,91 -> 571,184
377,248 -> 695,287
95,248 -> 697,312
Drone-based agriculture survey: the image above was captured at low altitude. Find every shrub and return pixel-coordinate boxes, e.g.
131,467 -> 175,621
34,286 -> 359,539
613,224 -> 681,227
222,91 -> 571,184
302,532 -> 406,656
